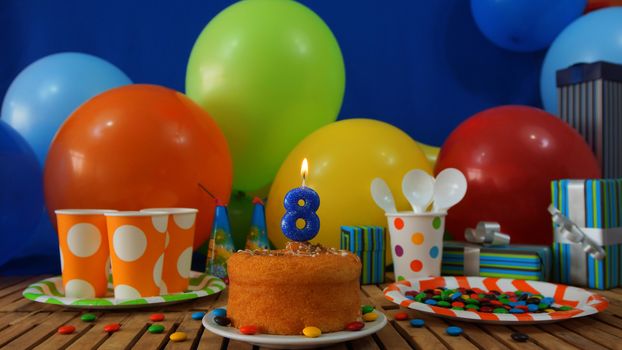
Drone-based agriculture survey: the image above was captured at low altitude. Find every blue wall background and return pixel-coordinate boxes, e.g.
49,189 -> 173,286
0,0 -> 544,273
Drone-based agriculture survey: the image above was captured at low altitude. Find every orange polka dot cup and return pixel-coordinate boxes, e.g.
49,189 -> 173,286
386,212 -> 446,281
55,209 -> 117,298
104,211 -> 168,299
140,208 -> 198,294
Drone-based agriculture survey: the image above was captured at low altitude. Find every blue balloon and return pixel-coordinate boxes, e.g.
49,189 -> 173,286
0,121 -> 44,267
471,0 -> 586,52
541,7 -> 622,114
1,52 -> 132,165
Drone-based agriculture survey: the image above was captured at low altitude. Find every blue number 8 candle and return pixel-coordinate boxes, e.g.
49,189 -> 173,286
281,158 -> 320,242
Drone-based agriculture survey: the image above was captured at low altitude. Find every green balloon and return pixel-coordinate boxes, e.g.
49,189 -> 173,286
186,0 -> 345,191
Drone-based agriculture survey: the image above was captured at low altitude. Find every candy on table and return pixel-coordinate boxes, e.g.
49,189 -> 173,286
346,321 -> 365,331
212,308 -> 227,318
148,324 -> 165,334
406,287 -> 573,314
149,313 -> 165,322
394,312 -> 409,321
446,326 -> 463,336
192,311 -> 206,320
302,326 -> 322,338
214,316 -> 231,326
80,313 -> 96,322
240,325 -> 258,335
410,319 -> 425,327
361,305 -> 374,314
58,325 -> 76,335
511,332 -> 530,342
104,323 -> 121,333
362,312 -> 378,322
169,332 -> 187,342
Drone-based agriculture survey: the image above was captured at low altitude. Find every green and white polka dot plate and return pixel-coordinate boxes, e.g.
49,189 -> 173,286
22,271 -> 226,309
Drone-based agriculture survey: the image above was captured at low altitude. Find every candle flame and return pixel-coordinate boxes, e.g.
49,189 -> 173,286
301,158 -> 308,187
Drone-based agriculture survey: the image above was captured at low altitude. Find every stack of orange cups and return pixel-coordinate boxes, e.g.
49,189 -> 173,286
55,209 -> 116,298
140,208 -> 198,294
104,211 -> 168,299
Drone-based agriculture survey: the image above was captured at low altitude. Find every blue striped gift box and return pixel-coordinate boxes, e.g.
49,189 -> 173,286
340,226 -> 385,284
551,179 -> 622,289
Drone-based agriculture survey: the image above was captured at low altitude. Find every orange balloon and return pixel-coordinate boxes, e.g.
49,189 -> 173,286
44,84 -> 232,249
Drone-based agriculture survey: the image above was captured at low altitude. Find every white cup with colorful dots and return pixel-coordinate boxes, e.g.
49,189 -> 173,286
386,211 -> 446,281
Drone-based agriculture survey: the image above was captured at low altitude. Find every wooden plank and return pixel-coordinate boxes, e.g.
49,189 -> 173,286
6,311 -> 79,349
507,325 -> 578,350
450,321 -> 510,350
164,312 -> 206,350
595,312 -> 622,330
32,312 -> 101,350
481,325 -> 544,350
132,312 -> 183,349
560,319 -> 622,349
348,335 -> 381,349
97,312 -> 149,350
1,296 -> 40,312
226,339 -> 253,350
197,325 -> 224,350
0,290 -> 27,310
373,322 -> 414,350
0,312 -> 50,348
0,276 -> 31,291
537,323 -> 608,350
363,285 -> 446,349
66,312 -> 130,350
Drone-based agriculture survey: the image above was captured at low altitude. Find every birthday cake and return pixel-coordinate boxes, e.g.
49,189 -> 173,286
227,241 -> 362,335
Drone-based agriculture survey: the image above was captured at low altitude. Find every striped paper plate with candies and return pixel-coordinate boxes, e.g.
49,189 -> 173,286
383,276 -> 608,324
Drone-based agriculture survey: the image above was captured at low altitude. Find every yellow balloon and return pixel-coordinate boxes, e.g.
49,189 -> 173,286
266,119 -> 433,265
416,141 -> 441,167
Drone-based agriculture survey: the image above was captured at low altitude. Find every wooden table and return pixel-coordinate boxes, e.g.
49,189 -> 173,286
1,275 -> 622,349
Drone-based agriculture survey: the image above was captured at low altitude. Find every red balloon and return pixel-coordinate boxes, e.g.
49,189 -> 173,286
435,106 -> 600,245
45,84 -> 232,249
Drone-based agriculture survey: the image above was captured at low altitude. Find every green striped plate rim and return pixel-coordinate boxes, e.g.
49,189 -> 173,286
22,271 -> 226,309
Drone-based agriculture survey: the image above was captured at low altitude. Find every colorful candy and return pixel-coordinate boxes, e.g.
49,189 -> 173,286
58,325 -> 76,335
511,332 -> 529,342
363,312 -> 379,322
302,326 -> 322,338
240,325 -> 258,335
150,313 -> 165,322
81,313 -> 96,322
410,319 -> 425,327
148,324 -> 165,334
169,332 -> 187,342
406,287 -> 573,314
346,321 -> 365,331
104,323 -> 121,333
361,305 -> 374,314
394,312 -> 409,321
192,311 -> 206,320
214,316 -> 231,326
446,326 -> 463,336
212,308 -> 227,318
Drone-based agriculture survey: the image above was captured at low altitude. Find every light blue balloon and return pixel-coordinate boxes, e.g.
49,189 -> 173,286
541,8 -> 622,114
471,0 -> 586,52
1,52 -> 132,165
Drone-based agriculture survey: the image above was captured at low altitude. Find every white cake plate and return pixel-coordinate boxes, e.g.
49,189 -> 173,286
202,306 -> 387,349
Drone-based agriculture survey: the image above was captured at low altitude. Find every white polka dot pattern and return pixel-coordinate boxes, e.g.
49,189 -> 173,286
173,213 -> 196,230
113,225 -> 147,262
153,254 -> 164,289
151,215 -> 168,233
114,284 -> 142,299
67,223 -> 101,258
65,279 -> 95,298
177,247 -> 193,279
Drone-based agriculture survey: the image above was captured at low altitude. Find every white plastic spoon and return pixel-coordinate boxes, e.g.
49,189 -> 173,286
432,168 -> 467,212
370,178 -> 397,213
401,169 -> 435,213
